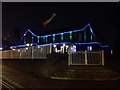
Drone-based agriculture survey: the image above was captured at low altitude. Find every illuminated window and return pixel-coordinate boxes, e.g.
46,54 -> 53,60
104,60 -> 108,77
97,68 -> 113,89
87,46 -> 92,51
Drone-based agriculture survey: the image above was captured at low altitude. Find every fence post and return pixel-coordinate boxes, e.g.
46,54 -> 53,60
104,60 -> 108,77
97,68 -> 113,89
85,50 -> 88,65
32,46 -> 34,59
50,43 -> 52,53
0,51 -> 1,59
11,50 -> 12,59
5,51 -> 6,59
20,50 -> 22,59
68,52 -> 70,65
101,50 -> 104,66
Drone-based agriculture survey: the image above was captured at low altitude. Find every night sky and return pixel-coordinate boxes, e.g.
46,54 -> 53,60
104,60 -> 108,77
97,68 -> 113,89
2,2 -> 120,55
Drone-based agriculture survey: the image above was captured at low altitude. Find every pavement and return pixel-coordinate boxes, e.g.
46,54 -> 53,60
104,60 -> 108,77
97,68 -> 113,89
1,63 -> 120,89
51,65 -> 120,80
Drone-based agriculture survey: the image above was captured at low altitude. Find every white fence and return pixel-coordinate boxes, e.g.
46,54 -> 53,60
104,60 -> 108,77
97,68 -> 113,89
0,46 -> 51,59
0,46 -> 104,66
68,50 -> 104,65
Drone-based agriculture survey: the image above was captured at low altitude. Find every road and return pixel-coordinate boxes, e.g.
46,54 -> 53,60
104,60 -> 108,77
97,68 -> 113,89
1,62 -> 120,89
1,79 -> 15,89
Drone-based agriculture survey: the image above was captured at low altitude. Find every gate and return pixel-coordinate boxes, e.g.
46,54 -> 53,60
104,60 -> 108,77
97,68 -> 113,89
68,50 -> 104,65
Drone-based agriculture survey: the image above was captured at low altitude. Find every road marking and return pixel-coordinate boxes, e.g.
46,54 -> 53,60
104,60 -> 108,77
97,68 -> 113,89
0,80 -> 15,89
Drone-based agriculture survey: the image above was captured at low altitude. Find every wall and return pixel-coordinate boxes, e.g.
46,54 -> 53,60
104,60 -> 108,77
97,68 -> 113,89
2,53 -> 68,78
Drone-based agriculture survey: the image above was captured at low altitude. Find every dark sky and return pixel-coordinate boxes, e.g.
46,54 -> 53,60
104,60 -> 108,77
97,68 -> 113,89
2,2 -> 120,52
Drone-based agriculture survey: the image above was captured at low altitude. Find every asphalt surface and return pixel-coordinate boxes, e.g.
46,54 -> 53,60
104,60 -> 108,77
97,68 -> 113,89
1,63 -> 120,89
1,79 -> 15,89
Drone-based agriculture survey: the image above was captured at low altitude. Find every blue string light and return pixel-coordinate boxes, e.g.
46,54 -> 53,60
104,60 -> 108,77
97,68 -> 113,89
70,31 -> 72,40
24,35 -> 26,44
53,34 -> 55,43
22,23 -> 95,39
84,29 -> 86,42
22,23 -> 96,44
32,36 -> 34,43
37,36 -> 40,44
10,42 -> 101,48
46,36 -> 48,43
61,33 -> 63,41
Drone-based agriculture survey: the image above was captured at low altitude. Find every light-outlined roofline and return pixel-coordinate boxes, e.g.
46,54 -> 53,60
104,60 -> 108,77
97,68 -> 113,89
22,23 -> 95,38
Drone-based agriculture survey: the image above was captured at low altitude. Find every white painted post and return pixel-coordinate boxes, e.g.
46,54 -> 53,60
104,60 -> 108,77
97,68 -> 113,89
11,50 -> 12,59
68,52 -> 70,65
85,50 -> 88,65
63,44 -> 65,53
32,46 -> 34,59
20,50 -> 21,59
5,50 -> 6,59
101,50 -> 104,66
0,51 -> 1,59
50,43 -> 52,53
63,47 -> 64,53
70,53 -> 72,65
